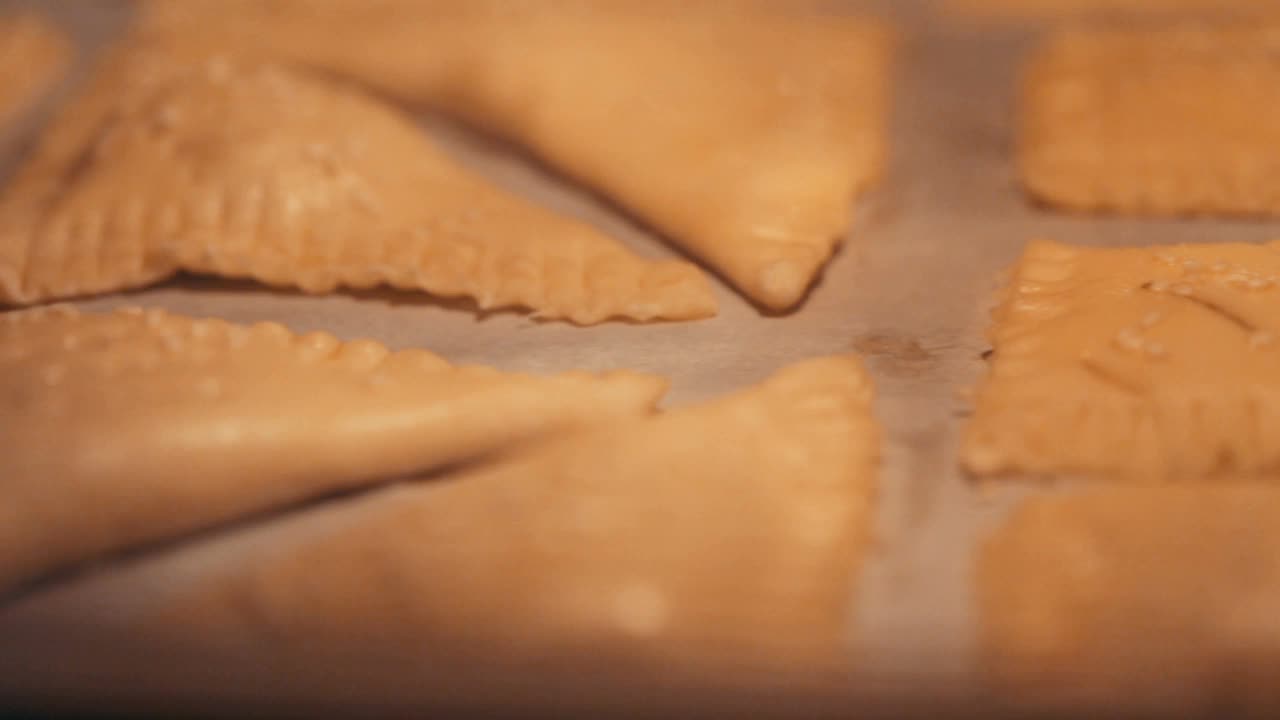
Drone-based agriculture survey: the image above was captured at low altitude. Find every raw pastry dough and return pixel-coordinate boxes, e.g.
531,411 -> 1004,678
964,238 -> 1280,481
1020,25 -> 1280,216
0,305 -> 666,594
0,46 -> 716,324
983,487 -> 1280,706
0,12 -> 70,132
3,356 -> 878,674
138,1 -> 894,311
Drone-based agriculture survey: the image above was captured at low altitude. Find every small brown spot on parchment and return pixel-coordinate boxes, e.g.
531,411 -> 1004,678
852,332 -> 937,378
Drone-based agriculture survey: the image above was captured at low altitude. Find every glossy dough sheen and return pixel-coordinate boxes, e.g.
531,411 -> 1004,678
0,305 -> 667,594
983,488 -> 1280,704
0,12 -> 70,131
29,356 -> 878,674
964,239 -> 1280,481
139,1 -> 894,311
0,47 -> 716,324
1020,26 -> 1280,216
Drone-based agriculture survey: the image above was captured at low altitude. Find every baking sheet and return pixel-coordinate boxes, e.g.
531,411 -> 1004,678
2,1 -> 1280,716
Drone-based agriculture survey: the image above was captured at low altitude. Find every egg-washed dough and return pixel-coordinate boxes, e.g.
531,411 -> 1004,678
0,304 -> 667,595
3,356 -> 878,675
945,0 -> 1276,21
983,487 -> 1280,707
0,46 -> 716,325
1020,25 -> 1280,217
964,238 -> 1280,482
0,12 -> 71,132
137,1 -> 894,312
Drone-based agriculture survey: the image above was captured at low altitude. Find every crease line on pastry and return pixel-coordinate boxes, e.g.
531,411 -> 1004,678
1079,352 -> 1150,396
1142,280 -> 1258,332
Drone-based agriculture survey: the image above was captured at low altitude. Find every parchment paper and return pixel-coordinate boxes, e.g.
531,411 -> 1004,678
2,1 -> 1279,716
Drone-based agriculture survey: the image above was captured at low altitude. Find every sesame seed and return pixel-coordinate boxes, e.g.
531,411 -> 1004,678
1144,341 -> 1168,359
1148,280 -> 1171,293
1141,311 -> 1165,328
1250,331 -> 1276,350
1171,283 -> 1194,297
1114,327 -> 1144,351
1248,278 -> 1273,291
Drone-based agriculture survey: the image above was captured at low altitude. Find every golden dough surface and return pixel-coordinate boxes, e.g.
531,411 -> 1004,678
1020,25 -> 1280,217
946,0 -> 1276,20
0,12 -> 70,131
964,239 -> 1280,481
0,46 -> 715,324
138,1 -> 894,312
982,488 -> 1280,705
72,356 -> 879,675
0,305 -> 666,594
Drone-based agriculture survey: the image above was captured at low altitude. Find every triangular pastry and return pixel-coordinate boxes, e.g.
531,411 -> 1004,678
138,2 -> 894,311
0,356 -> 878,674
0,46 -> 716,324
0,304 -> 667,594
